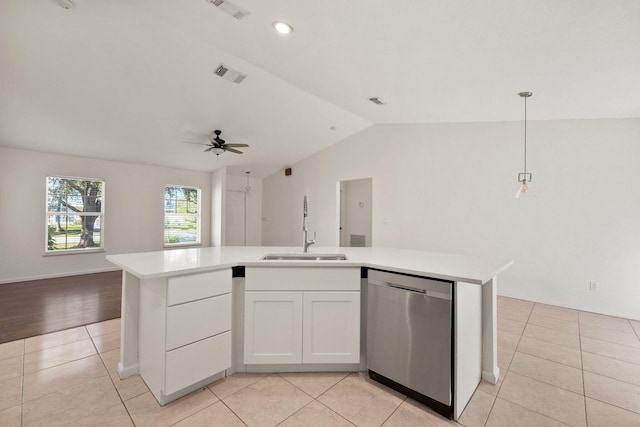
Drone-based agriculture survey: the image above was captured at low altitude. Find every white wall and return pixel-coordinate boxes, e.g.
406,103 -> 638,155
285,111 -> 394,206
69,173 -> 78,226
262,119 -> 640,319
0,146 -> 212,283
225,174 -> 262,246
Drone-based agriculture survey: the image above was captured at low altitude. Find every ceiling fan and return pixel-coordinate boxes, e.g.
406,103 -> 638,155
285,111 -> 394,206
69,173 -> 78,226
185,130 -> 249,155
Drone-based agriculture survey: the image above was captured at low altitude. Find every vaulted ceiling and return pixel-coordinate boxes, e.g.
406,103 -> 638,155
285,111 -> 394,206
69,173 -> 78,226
1,0 -> 639,177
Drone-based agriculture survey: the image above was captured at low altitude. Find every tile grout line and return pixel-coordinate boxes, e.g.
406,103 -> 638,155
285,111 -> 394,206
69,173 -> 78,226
247,372 -> 317,426
482,302 -> 535,426
579,339 -> 640,367
22,334 -> 98,377
578,314 -> 589,427
338,372 -> 405,427
89,324 -> 137,426
20,338 -> 25,427
273,398 -> 316,427
580,356 -> 640,387
310,371 -> 361,426
209,373 -> 277,426
508,348 -> 585,394
490,398 -> 574,427
279,371 -> 359,426
218,399 -> 248,426
631,319 -> 640,341
514,346 -> 581,370
311,399 -> 358,427
378,395 -> 408,427
166,387 -> 219,427
583,393 -> 640,417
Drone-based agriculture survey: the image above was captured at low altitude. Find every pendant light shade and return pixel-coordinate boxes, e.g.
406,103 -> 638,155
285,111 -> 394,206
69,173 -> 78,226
515,91 -> 533,198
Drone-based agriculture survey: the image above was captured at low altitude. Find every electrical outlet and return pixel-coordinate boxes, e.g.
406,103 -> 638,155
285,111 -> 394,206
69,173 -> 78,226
589,281 -> 599,291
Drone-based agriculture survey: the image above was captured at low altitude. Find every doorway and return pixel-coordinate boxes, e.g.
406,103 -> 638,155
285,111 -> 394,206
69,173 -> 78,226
225,188 -> 246,246
338,178 -> 372,247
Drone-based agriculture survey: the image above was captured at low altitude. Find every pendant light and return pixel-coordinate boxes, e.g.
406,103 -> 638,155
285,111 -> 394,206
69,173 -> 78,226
516,91 -> 533,198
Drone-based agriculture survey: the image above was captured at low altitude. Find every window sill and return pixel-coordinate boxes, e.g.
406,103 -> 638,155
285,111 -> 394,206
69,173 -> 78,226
43,248 -> 106,257
164,243 -> 202,249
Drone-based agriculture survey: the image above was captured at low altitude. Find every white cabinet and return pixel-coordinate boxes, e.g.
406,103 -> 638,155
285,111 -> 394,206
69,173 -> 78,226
303,291 -> 360,363
244,292 -> 303,364
139,270 -> 232,405
244,267 -> 360,365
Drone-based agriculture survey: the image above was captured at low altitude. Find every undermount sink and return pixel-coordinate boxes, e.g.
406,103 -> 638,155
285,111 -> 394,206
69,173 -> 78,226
261,253 -> 348,261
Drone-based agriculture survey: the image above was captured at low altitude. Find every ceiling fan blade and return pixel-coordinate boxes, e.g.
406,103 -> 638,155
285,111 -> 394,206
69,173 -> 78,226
224,143 -> 249,148
204,146 -> 215,152
225,147 -> 243,154
181,141 -> 210,146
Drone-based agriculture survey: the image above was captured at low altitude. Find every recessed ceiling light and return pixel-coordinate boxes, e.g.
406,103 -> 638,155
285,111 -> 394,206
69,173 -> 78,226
273,21 -> 294,34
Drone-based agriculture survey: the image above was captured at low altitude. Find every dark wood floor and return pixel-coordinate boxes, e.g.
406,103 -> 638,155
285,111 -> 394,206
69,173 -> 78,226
0,270 -> 122,343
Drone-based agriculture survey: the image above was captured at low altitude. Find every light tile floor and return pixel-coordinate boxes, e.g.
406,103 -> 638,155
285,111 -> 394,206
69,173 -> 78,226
1,298 -> 640,426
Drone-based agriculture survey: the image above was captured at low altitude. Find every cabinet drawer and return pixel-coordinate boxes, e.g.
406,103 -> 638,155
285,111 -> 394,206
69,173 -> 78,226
166,293 -> 231,351
165,331 -> 231,395
167,269 -> 231,306
246,267 -> 360,291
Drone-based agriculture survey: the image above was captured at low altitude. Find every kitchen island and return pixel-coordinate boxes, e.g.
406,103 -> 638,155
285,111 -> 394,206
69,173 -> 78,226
107,246 -> 512,419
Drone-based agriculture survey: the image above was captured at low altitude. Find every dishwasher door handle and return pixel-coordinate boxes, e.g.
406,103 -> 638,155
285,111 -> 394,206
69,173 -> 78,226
383,282 -> 451,300
384,282 -> 425,293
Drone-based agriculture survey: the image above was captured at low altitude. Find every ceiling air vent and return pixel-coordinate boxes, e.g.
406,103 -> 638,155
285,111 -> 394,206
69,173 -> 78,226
207,0 -> 249,20
214,64 -> 247,84
368,97 -> 387,105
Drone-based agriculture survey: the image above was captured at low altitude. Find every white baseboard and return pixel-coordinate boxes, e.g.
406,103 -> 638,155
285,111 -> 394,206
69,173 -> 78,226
117,361 -> 139,379
0,267 -> 121,285
482,367 -> 500,385
498,291 -> 640,322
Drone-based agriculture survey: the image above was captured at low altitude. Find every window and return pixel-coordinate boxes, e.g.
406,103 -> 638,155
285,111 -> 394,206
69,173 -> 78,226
164,185 -> 201,246
46,176 -> 104,253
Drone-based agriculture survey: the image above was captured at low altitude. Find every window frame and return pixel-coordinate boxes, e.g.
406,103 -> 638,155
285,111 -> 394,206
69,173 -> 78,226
164,184 -> 202,248
44,175 -> 105,255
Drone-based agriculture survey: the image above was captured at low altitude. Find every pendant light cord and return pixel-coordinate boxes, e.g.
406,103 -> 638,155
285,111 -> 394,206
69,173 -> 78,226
244,172 -> 249,246
523,95 -> 527,176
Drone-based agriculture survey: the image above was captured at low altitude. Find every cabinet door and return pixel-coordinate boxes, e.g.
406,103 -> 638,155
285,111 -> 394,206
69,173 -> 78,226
303,292 -> 360,364
244,292 -> 303,364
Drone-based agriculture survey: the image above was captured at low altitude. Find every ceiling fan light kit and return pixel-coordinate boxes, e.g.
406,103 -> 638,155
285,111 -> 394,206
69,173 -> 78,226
273,21 -> 294,34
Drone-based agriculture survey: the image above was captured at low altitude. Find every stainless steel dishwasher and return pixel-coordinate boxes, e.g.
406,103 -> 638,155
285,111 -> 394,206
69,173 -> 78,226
367,269 -> 453,418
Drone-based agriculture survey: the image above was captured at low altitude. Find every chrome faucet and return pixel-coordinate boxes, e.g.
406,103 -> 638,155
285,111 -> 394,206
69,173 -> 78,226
302,195 -> 316,253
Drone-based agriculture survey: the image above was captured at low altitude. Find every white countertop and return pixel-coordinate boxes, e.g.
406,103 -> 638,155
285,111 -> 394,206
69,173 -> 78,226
106,246 -> 513,285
